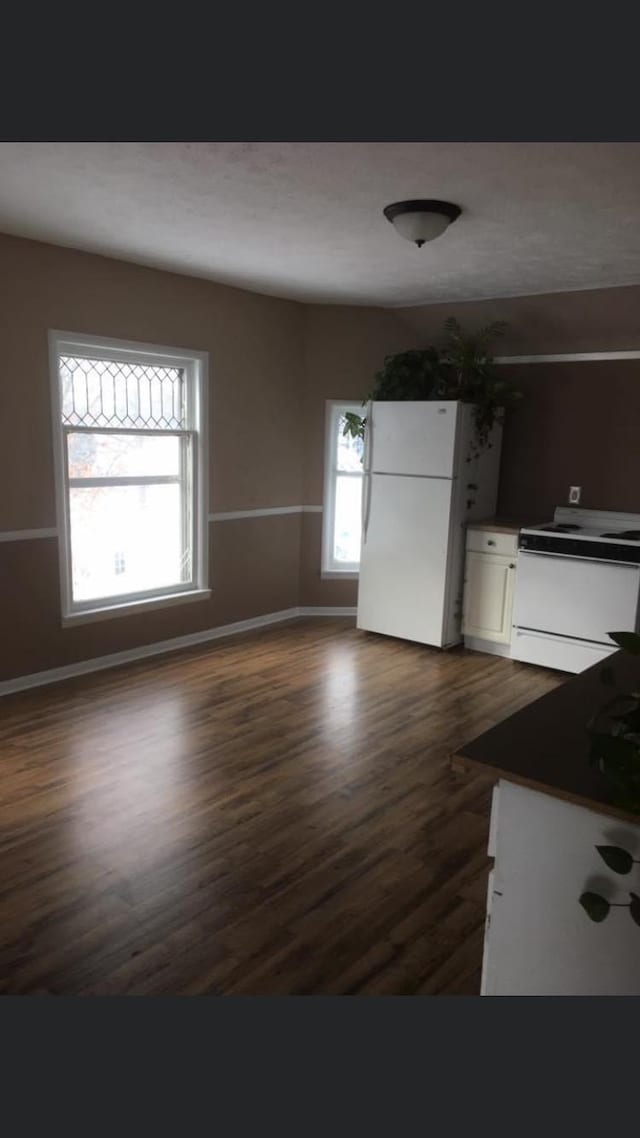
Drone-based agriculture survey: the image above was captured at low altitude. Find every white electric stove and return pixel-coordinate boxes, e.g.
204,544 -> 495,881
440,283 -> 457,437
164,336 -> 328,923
512,507 -> 640,673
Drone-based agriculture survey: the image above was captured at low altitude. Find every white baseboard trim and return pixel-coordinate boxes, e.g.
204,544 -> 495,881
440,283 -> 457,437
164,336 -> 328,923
298,606 -> 357,616
463,634 -> 512,659
0,605 -> 357,697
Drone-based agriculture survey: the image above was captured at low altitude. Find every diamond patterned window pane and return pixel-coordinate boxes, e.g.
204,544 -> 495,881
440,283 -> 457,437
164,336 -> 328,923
60,355 -> 186,430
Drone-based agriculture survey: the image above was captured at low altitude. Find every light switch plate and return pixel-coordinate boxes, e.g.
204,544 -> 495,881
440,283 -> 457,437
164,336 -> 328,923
568,486 -> 581,504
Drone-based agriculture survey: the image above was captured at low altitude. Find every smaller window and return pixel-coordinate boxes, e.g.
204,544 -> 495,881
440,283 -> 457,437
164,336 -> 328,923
321,401 -> 364,576
114,552 -> 126,576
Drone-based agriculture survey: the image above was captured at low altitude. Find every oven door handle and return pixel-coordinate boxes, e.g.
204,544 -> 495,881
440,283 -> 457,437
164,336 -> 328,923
518,549 -> 640,570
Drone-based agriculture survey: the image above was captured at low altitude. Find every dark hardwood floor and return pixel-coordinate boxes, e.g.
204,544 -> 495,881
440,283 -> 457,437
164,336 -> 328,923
0,619 -> 562,995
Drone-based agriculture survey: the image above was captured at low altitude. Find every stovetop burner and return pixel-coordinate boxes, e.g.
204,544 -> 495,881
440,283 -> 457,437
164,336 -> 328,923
601,530 -> 640,540
540,524 -> 582,533
519,513 -> 640,565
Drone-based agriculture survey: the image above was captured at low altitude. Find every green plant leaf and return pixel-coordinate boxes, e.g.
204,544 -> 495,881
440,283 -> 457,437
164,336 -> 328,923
618,708 -> 640,733
342,412 -> 365,440
595,845 -> 634,874
599,665 -> 616,687
579,892 -> 610,922
609,697 -> 640,722
590,732 -> 638,770
608,631 -> 640,654
629,893 -> 640,928
364,319 -> 520,457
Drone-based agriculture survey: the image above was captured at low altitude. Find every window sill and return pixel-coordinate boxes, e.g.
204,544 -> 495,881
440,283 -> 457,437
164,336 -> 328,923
321,570 -> 359,580
62,588 -> 212,627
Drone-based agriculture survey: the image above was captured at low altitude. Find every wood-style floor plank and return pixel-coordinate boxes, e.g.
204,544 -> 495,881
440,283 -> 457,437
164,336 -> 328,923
0,619 -> 562,994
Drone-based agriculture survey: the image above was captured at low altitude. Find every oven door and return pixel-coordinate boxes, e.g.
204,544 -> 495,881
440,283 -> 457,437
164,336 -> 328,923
513,551 -> 640,644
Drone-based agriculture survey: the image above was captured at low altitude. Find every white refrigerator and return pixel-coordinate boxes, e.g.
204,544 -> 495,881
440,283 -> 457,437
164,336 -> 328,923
356,401 -> 502,648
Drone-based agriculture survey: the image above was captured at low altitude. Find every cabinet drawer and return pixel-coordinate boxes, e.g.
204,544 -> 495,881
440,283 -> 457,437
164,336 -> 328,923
466,529 -> 518,557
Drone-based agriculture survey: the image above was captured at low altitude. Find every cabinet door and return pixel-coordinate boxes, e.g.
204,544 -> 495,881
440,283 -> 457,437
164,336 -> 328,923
484,781 -> 640,995
462,552 -> 515,644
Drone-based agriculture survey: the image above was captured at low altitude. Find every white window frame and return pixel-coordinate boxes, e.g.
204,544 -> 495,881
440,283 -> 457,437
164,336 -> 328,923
49,330 -> 210,625
321,400 -> 363,578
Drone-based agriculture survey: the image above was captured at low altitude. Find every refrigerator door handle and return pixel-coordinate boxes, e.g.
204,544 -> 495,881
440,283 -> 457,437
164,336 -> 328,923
361,401 -> 373,545
363,400 -> 373,474
362,472 -> 372,544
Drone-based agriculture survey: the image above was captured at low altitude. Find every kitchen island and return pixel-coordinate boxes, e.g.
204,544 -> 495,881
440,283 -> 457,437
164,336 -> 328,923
453,650 -> 640,995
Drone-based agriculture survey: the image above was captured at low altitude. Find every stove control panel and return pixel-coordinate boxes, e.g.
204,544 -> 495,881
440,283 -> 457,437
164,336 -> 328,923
518,531 -> 640,564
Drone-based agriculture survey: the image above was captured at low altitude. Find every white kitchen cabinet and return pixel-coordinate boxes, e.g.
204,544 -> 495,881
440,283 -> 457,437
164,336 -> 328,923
462,527 -> 518,654
463,552 -> 515,644
482,780 -> 640,995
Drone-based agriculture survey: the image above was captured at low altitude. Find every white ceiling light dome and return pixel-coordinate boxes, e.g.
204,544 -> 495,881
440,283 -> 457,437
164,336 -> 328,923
383,199 -> 462,247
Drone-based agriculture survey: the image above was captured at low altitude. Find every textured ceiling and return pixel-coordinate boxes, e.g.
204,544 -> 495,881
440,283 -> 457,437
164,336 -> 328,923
1,142 -> 640,307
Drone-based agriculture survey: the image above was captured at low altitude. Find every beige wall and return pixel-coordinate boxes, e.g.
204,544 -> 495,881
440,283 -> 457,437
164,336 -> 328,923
395,283 -> 640,355
393,286 -> 640,525
0,233 -> 305,681
0,233 -> 304,529
4,228 -> 640,685
300,284 -> 640,606
2,518 -> 302,680
496,360 -> 640,520
298,305 -> 421,606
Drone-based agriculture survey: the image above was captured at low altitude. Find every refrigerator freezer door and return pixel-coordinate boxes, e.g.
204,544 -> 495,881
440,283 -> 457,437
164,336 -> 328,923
357,473 -> 453,646
369,402 -> 459,478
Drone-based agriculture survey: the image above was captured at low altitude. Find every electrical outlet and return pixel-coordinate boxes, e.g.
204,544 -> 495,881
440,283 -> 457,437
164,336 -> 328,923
569,486 -> 581,505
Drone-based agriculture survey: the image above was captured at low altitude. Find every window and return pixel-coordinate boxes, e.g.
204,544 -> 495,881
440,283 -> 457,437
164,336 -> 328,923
50,331 -> 209,623
321,401 -> 364,576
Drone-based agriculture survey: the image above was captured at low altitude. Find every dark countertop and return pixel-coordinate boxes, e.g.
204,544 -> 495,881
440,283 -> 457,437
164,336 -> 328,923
452,650 -> 640,823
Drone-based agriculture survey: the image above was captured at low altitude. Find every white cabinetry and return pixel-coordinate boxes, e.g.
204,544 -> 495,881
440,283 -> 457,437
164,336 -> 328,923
463,528 -> 518,656
482,780 -> 640,995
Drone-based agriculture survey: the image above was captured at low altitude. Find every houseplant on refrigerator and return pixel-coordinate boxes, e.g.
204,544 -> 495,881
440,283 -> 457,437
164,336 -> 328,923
342,317 -> 522,457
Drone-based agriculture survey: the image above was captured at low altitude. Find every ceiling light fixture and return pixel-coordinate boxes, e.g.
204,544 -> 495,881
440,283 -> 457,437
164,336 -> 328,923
383,199 -> 462,248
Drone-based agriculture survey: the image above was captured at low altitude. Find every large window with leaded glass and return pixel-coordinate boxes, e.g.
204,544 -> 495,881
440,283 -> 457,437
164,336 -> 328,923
321,401 -> 364,576
49,331 -> 209,622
